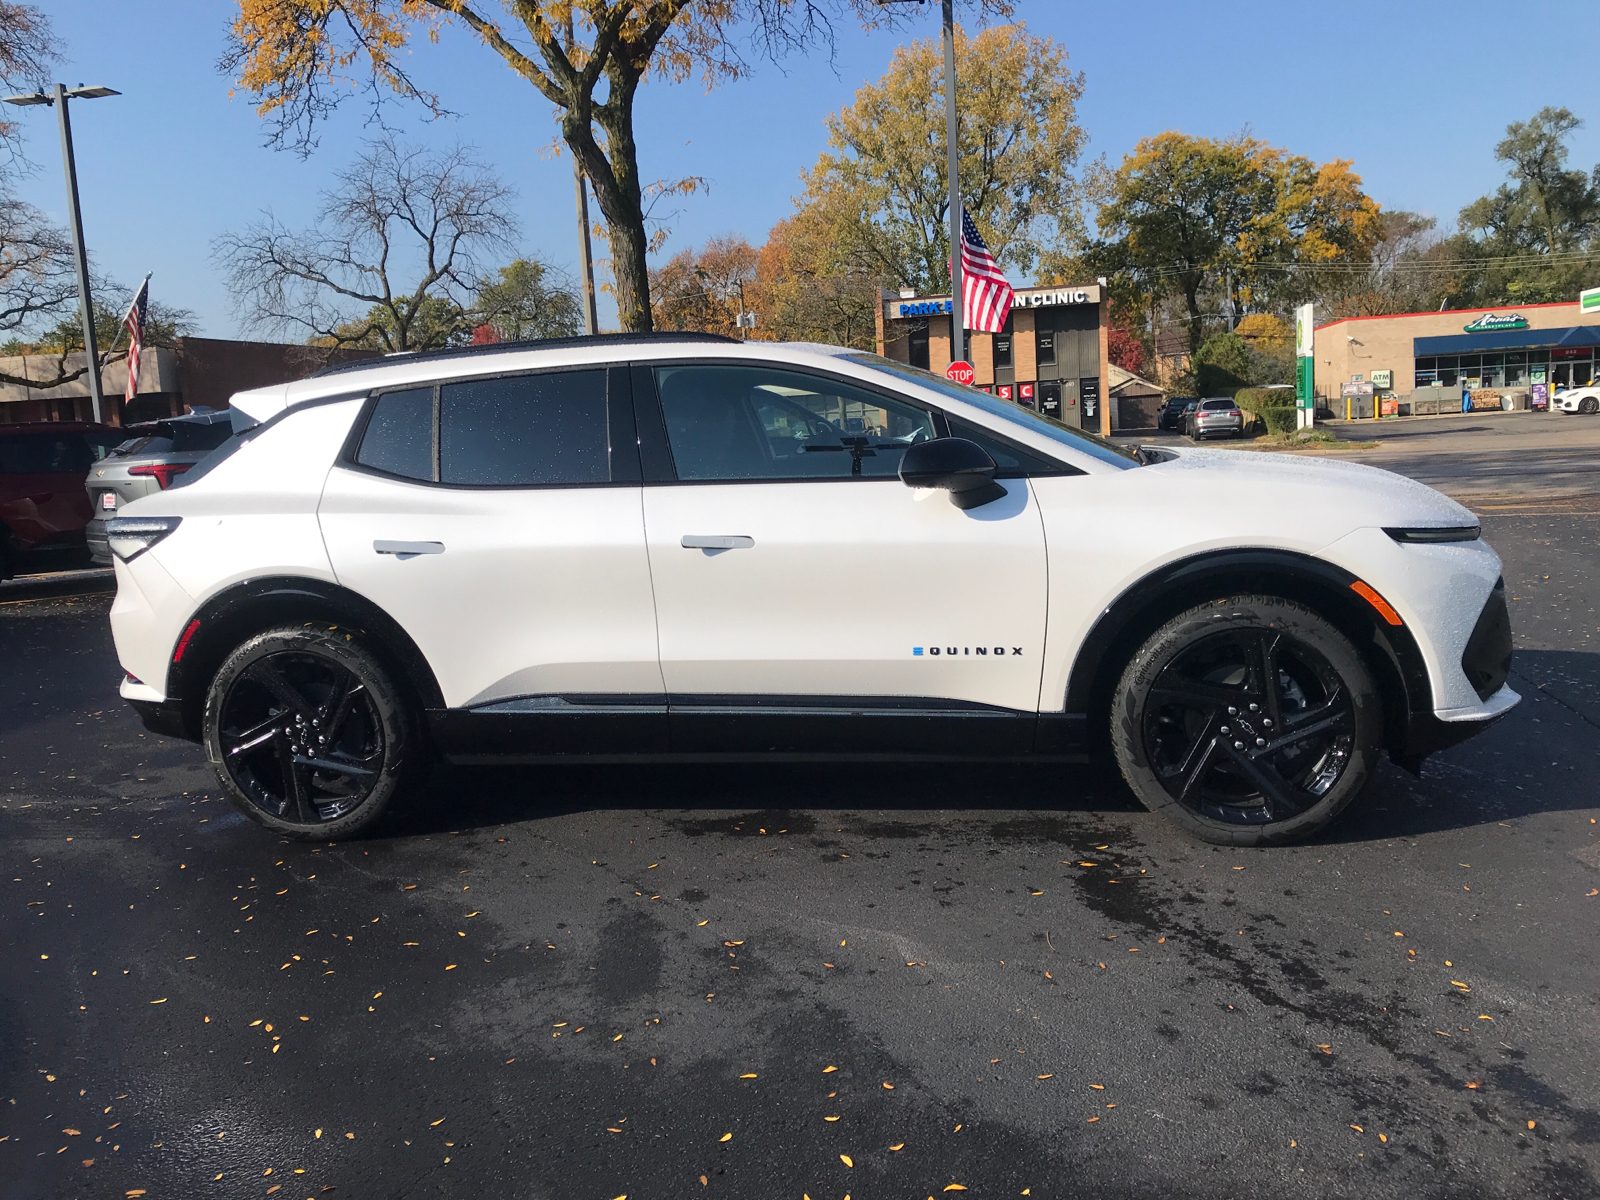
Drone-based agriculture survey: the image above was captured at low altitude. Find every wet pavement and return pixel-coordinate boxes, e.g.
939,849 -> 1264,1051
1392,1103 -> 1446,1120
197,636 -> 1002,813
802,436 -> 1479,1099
3,504 -> 1598,1199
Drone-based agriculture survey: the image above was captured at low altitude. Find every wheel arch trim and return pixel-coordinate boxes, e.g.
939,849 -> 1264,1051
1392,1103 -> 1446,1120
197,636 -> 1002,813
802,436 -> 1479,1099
1062,547 -> 1434,751
164,575 -> 445,740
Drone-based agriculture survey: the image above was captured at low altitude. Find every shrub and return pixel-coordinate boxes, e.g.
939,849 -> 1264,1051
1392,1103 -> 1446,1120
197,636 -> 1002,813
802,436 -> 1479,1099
1234,386 -> 1297,416
1260,406 -> 1299,434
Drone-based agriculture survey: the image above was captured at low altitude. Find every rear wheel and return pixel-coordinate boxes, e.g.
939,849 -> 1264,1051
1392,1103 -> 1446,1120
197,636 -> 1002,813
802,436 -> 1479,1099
204,624 -> 426,839
1111,595 -> 1381,846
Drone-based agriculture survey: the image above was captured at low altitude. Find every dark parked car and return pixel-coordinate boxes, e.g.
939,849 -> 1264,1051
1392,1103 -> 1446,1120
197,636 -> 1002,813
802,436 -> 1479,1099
0,421 -> 123,578
85,409 -> 235,564
1157,396 -> 1196,431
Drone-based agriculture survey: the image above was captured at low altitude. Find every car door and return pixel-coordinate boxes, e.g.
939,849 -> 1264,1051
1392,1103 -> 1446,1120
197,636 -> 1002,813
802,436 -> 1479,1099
636,360 -> 1050,754
318,364 -> 667,753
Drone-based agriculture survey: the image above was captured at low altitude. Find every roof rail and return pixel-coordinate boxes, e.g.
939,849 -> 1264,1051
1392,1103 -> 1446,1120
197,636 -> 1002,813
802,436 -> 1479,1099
309,331 -> 743,379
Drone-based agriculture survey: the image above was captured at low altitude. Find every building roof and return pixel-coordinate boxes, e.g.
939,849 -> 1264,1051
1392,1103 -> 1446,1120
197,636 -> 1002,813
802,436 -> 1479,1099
1109,363 -> 1165,396
1316,298 -> 1588,330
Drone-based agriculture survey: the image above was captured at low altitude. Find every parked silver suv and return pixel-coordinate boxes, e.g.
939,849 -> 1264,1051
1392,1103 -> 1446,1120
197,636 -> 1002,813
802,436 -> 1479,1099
85,409 -> 234,564
1185,397 -> 1244,440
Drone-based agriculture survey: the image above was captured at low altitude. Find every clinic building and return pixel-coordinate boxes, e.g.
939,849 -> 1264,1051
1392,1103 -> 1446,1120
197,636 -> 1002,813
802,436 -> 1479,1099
875,284 -> 1112,435
1315,299 -> 1600,416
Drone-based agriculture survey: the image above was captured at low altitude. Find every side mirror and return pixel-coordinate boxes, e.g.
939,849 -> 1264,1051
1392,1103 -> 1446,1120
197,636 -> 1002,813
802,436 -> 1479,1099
899,437 -> 1008,510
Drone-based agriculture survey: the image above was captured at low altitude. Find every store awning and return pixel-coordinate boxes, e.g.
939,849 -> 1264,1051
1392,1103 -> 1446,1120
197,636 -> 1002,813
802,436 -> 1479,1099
1414,324 -> 1600,356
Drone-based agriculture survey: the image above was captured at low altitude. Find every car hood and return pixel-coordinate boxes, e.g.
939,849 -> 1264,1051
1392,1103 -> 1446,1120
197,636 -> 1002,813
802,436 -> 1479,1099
1149,446 -> 1474,529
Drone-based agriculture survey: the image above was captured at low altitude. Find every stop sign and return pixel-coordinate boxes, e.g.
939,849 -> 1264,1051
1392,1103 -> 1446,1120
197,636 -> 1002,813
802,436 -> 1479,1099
946,360 -> 975,386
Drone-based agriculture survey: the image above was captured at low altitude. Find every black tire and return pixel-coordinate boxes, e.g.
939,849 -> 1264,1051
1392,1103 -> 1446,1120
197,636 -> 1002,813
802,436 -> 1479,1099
204,623 -> 426,839
1111,595 -> 1381,846
1581,396 -> 1598,415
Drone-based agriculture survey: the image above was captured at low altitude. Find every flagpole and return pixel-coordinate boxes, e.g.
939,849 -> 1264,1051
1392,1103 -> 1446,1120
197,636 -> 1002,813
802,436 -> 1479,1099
942,0 -> 963,365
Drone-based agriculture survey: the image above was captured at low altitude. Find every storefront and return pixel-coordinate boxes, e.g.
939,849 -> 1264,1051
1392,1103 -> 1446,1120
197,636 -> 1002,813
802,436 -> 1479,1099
875,284 -> 1111,434
1314,300 -> 1600,415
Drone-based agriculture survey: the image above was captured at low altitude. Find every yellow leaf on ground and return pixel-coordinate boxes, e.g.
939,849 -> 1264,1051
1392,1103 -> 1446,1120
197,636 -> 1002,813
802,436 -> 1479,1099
823,1066 -> 838,1073
889,1143 -> 904,1151
1528,1120 -> 1536,1130
840,1154 -> 853,1167
824,1116 -> 840,1122
944,1185 -> 967,1192
430,1119 -> 444,1127
882,1082 -> 894,1089
1351,1125 -> 1364,1133
739,1073 -> 757,1079
719,1133 -> 732,1142
1090,1084 -> 1105,1090
1037,1074 -> 1053,1080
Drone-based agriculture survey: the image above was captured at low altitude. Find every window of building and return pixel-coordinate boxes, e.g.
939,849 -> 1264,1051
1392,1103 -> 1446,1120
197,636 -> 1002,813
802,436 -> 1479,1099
356,387 -> 434,481
1505,352 -> 1527,387
1576,362 -> 1595,387
994,331 -> 1013,369
1036,329 -> 1055,367
439,370 -> 610,487
908,320 -> 930,371
654,363 -> 936,481
1481,353 -> 1505,388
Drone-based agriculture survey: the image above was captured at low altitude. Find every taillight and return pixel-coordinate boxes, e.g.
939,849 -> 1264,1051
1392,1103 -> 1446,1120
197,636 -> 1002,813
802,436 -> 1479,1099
128,463 -> 193,489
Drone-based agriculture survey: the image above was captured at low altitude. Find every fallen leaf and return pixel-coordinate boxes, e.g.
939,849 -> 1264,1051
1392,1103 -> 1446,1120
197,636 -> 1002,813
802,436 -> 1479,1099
697,920 -> 709,926
1036,1074 -> 1053,1080
1086,1117 -> 1099,1123
840,1154 -> 853,1167
824,1116 -> 840,1122
889,1143 -> 904,1151
1378,1134 -> 1388,1143
944,1187 -> 967,1193
1351,1125 -> 1364,1133
1090,1084 -> 1105,1090
739,1073 -> 757,1079
430,1119 -> 444,1127
445,965 -> 457,971
1528,1120 -> 1536,1130
719,1133 -> 732,1142
882,1082 -> 894,1090
149,999 -> 166,1005
823,1066 -> 838,1074
614,1034 -> 623,1042
1465,1081 -> 1481,1090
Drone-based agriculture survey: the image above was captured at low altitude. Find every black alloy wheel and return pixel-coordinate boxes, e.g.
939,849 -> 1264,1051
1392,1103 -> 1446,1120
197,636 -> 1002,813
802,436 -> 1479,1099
1112,595 -> 1381,846
204,624 -> 425,839
1582,396 -> 1599,414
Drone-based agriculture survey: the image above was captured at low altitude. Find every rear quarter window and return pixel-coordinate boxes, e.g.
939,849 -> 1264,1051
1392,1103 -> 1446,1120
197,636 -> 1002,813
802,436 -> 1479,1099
440,370 -> 609,487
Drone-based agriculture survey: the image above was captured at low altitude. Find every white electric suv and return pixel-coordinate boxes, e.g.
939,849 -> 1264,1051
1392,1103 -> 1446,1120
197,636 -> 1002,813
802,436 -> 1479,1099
104,334 -> 1516,846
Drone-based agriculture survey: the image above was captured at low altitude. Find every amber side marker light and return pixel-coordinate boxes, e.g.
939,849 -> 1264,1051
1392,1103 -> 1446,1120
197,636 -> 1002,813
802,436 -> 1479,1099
1350,580 -> 1403,626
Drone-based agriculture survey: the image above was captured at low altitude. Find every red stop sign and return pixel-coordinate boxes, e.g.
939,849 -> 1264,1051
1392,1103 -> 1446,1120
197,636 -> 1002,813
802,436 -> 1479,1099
946,360 -> 975,386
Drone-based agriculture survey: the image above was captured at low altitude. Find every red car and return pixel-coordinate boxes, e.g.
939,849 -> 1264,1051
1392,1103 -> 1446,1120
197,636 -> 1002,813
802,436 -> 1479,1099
0,421 -> 124,579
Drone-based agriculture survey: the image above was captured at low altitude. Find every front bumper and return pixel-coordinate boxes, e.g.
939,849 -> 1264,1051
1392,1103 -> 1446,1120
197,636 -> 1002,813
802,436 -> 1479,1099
1393,682 -> 1519,771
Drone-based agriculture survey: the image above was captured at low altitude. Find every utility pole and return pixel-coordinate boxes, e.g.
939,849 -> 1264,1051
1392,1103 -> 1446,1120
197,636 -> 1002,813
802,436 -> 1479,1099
55,84 -> 105,421
562,11 -> 599,335
942,0 -> 963,365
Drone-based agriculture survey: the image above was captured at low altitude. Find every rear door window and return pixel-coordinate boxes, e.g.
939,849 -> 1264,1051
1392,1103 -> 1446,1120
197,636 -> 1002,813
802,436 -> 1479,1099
440,370 -> 610,486
0,434 -> 92,474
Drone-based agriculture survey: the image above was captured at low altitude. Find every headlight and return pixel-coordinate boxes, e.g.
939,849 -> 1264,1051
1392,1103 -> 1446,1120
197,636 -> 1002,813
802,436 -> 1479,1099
106,516 -> 181,562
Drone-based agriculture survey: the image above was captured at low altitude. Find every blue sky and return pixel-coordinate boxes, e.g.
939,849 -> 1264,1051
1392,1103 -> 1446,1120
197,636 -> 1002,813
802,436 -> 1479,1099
15,0 -> 1600,336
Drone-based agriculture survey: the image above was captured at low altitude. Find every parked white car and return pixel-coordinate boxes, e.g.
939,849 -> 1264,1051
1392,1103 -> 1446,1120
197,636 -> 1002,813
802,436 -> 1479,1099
104,335 -> 1516,845
1553,386 -> 1600,414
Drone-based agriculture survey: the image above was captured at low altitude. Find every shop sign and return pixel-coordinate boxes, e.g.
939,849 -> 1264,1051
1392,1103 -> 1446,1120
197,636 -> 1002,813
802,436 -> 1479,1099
1581,286 -> 1600,314
1019,382 -> 1035,404
945,360 -> 975,386
1340,381 -> 1374,397
997,385 -> 1013,399
1461,312 -> 1528,332
896,299 -> 954,318
1370,369 -> 1392,388
1012,288 -> 1093,308
1295,303 -> 1315,358
1551,346 -> 1589,359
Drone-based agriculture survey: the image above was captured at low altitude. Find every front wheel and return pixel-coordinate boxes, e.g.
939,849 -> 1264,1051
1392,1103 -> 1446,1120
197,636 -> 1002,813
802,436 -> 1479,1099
1111,595 -> 1381,846
1581,396 -> 1599,414
204,624 -> 427,839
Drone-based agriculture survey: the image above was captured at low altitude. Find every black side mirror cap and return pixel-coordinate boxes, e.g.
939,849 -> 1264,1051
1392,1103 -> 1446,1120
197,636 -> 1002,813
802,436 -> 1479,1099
899,437 -> 1008,510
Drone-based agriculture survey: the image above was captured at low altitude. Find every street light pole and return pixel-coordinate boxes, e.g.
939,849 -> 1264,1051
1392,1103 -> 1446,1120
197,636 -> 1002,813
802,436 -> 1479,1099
942,0 -> 964,366
54,84 -> 104,423
3,83 -> 120,424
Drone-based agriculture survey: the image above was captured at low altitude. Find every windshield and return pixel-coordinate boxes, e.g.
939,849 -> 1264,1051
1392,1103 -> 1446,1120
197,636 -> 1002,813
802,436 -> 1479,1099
844,353 -> 1142,469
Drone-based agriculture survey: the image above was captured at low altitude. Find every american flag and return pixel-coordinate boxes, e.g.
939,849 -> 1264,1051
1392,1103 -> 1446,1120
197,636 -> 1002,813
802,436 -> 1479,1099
122,274 -> 149,402
959,209 -> 1014,333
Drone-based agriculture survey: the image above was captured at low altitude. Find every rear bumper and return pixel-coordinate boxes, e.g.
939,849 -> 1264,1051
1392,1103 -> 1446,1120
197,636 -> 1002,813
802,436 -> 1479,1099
1193,420 -> 1242,436
86,516 -> 112,565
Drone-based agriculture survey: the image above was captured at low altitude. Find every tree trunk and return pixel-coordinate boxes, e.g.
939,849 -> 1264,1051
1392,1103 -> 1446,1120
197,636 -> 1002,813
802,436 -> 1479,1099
566,58 -> 654,333
1183,276 -> 1205,358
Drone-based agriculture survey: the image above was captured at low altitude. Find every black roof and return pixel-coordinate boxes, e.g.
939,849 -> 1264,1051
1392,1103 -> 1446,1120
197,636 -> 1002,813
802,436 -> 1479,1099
310,331 -> 743,379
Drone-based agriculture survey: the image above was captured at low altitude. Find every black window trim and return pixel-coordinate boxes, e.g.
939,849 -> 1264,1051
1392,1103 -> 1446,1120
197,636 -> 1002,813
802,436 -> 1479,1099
629,356 -> 1083,486
337,361 -> 642,491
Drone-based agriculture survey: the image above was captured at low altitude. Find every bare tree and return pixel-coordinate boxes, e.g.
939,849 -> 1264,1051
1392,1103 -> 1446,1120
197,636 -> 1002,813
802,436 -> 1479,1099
214,137 -> 518,352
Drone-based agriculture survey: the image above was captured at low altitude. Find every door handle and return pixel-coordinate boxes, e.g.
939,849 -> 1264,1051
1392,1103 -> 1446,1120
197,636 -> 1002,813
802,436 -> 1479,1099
373,539 -> 445,557
681,535 -> 754,550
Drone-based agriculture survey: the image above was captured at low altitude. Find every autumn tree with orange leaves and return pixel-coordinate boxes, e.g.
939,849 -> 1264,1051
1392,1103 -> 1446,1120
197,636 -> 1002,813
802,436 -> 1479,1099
223,0 -> 1009,334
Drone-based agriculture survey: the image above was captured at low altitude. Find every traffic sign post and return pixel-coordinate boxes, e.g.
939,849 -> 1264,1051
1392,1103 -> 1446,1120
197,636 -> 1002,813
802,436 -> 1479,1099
945,360 -> 975,387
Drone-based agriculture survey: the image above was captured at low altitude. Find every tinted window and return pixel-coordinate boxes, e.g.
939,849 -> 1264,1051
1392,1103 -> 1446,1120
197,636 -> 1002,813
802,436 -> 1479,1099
0,433 -> 92,475
167,419 -> 235,453
947,418 -> 1075,478
1201,399 -> 1235,410
655,364 -> 936,482
441,370 -> 608,486
357,387 -> 434,481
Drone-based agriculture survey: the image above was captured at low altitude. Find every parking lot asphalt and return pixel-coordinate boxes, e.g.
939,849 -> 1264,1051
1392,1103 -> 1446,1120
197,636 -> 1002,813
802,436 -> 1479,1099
3,437 -> 1598,1199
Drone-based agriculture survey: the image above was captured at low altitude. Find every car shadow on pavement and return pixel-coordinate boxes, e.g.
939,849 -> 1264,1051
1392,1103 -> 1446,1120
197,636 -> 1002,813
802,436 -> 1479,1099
383,648 -> 1599,846
384,755 -> 1145,840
